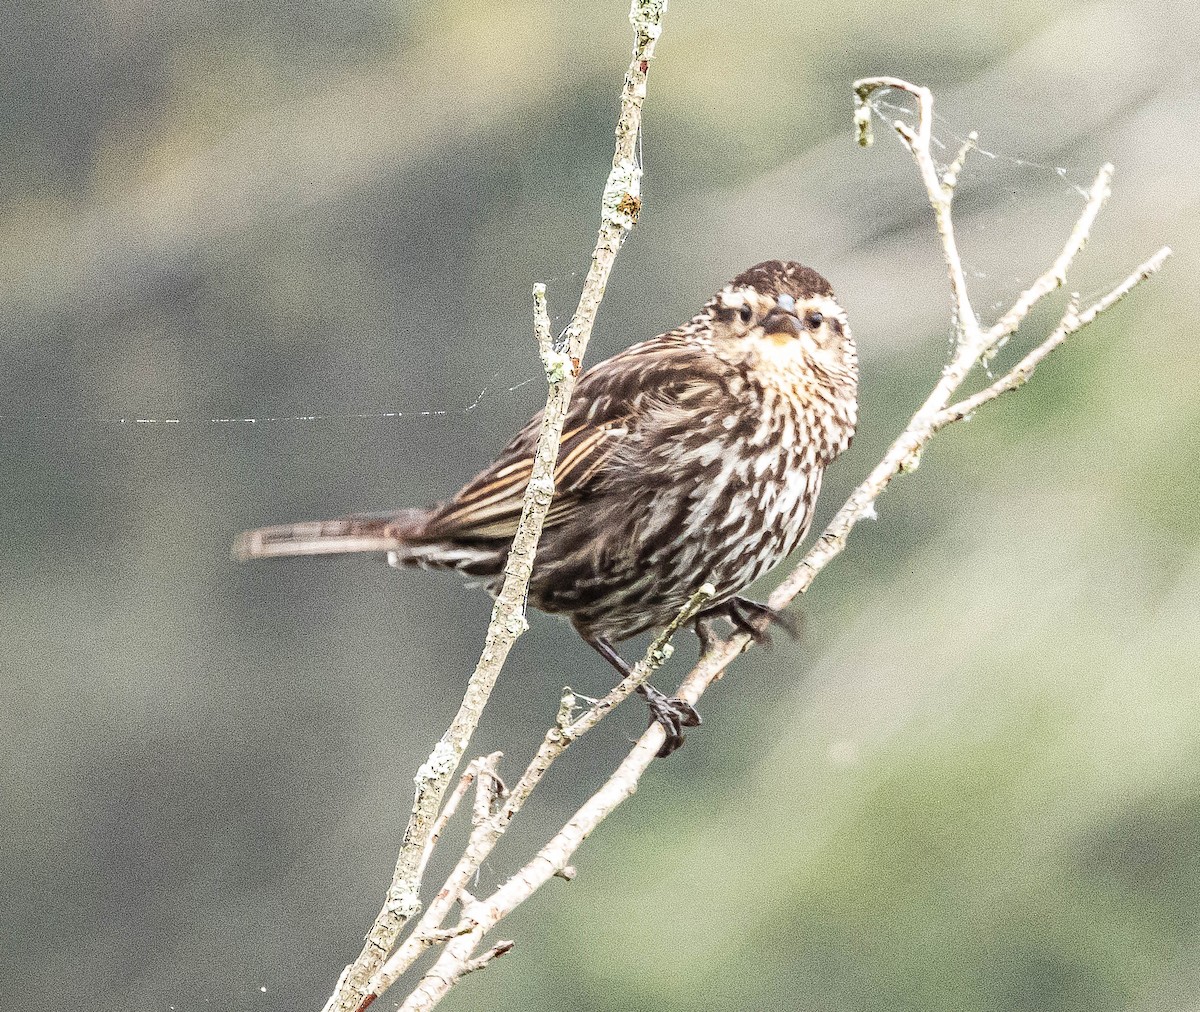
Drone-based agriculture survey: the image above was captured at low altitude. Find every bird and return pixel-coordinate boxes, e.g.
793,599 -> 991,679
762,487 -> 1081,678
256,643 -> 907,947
235,260 -> 859,756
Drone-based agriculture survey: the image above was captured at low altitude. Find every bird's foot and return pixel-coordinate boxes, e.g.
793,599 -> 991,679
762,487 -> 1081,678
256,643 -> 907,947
637,682 -> 701,758
719,597 -> 800,646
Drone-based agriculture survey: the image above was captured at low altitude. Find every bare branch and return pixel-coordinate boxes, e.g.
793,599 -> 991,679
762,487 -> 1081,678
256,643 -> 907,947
361,586 -> 712,1003
854,77 -> 981,343
383,76 -> 1172,1008
937,245 -> 1173,427
470,753 -> 505,828
984,163 -> 1114,351
941,130 -> 978,196
320,3 -> 669,1010
501,583 -> 714,813
396,924 -> 483,1012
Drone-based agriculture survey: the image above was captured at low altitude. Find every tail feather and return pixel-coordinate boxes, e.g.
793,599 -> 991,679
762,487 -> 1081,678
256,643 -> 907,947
234,512 -> 421,561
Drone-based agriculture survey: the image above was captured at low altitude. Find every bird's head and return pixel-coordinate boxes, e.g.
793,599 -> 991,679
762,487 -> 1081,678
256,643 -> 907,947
702,260 -> 858,395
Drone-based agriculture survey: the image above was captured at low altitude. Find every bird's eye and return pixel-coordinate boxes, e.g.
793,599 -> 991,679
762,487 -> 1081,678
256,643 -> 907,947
738,304 -> 754,323
804,310 -> 824,330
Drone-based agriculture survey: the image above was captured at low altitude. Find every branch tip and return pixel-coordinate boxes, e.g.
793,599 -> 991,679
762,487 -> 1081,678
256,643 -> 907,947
942,130 -> 977,195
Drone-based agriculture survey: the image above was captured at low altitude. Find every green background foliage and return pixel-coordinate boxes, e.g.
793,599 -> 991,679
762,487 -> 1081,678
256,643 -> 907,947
2,1 -> 1197,1009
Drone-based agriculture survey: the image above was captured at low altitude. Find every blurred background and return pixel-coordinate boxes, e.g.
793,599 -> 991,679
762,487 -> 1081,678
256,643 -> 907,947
2,1 -> 1198,1009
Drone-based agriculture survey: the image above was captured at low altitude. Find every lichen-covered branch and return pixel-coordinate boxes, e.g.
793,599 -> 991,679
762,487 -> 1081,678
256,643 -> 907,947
364,585 -> 713,1004
377,76 -> 1171,1007
320,4 -> 669,1011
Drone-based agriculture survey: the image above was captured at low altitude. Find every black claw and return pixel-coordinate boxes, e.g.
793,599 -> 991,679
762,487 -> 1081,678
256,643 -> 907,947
639,682 -> 701,757
719,597 -> 801,644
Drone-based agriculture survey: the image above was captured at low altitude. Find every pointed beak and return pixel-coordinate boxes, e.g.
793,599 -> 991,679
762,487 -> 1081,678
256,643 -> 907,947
761,294 -> 801,338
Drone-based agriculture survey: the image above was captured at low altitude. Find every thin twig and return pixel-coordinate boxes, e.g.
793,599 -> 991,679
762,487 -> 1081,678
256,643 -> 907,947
941,130 -> 977,196
462,940 -> 515,976
470,752 -> 504,828
501,583 -> 714,814
984,163 -> 1113,352
362,586 -> 713,1001
855,77 -> 982,344
397,925 -> 482,1012
320,4 -> 669,1009
356,752 -> 503,999
412,758 -> 482,889
937,246 -> 1172,427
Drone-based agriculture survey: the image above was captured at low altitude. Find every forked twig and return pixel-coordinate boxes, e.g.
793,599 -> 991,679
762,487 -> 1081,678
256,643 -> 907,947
362,585 -> 714,1004
321,3 -> 670,1010
374,76 -> 1170,1011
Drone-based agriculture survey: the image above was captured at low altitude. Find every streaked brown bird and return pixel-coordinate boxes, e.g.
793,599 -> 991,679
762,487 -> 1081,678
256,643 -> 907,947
236,260 -> 859,755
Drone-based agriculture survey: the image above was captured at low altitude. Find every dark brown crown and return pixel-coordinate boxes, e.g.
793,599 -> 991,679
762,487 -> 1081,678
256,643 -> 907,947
728,260 -> 834,300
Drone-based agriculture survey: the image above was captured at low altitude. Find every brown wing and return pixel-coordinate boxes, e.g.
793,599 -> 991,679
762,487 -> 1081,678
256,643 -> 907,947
420,333 -> 723,542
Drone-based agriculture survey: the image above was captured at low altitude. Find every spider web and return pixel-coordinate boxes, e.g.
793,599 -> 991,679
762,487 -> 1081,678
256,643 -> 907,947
860,88 -> 1118,374
0,100 -> 1109,431
0,264 -> 591,431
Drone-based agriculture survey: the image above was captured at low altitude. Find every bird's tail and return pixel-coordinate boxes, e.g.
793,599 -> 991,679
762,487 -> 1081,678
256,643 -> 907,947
233,511 -> 426,561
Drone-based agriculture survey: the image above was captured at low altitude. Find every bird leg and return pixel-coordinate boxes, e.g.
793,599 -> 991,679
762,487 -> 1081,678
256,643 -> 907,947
584,635 -> 701,758
693,615 -> 723,657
